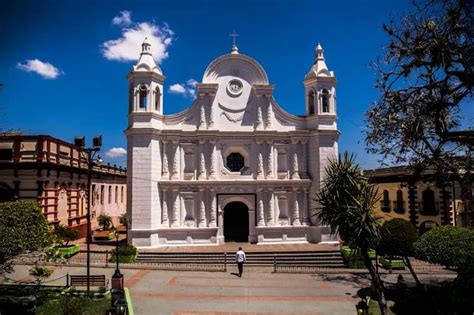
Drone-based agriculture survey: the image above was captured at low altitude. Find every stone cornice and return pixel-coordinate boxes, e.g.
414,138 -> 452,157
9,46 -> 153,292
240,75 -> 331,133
196,83 -> 219,96
127,70 -> 165,83
252,84 -> 275,97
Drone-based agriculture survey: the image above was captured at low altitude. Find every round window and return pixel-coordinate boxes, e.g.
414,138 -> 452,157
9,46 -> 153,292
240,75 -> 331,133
226,153 -> 245,172
227,79 -> 243,97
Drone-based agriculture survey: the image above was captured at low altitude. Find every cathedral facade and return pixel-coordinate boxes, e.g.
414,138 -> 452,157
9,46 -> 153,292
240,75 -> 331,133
126,39 -> 339,247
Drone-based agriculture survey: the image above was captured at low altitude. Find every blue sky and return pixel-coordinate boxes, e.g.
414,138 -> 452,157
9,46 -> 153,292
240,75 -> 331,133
2,0 -> 468,169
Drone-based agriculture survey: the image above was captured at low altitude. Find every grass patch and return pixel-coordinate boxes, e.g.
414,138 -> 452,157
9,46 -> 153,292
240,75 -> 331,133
36,295 -> 110,315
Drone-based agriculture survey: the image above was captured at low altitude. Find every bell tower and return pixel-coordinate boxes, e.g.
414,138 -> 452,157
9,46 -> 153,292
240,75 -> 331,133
127,38 -> 165,115
303,43 -> 336,116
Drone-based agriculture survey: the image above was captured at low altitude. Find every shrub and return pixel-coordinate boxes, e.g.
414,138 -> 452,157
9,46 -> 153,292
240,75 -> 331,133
378,218 -> 418,257
59,292 -> 88,315
97,214 -> 112,230
54,225 -> 79,247
414,225 -> 474,270
110,245 -> 138,263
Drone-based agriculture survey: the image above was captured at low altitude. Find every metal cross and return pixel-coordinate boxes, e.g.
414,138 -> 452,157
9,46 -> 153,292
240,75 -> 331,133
229,30 -> 239,46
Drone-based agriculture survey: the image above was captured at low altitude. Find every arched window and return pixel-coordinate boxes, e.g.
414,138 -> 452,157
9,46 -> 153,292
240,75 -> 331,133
395,190 -> 405,214
308,91 -> 315,115
128,85 -> 134,112
155,87 -> 161,111
100,185 -> 104,205
421,188 -> 437,215
321,89 -> 330,113
115,186 -> 118,203
121,186 -> 124,203
381,189 -> 390,212
108,185 -> 112,204
226,153 -> 245,172
91,184 -> 96,206
139,85 -> 147,109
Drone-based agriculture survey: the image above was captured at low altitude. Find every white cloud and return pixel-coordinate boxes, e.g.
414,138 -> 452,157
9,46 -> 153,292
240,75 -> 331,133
16,59 -> 63,79
169,84 -> 187,94
169,79 -> 197,98
102,13 -> 174,64
105,147 -> 127,158
112,10 -> 132,26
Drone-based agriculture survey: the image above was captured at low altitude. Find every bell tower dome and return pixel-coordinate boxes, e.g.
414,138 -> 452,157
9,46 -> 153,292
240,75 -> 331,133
127,38 -> 165,115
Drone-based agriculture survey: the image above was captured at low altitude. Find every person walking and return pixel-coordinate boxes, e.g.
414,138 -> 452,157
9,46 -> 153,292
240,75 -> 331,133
235,247 -> 246,277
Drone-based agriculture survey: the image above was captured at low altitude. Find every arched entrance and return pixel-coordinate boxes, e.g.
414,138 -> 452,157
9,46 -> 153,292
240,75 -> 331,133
224,201 -> 249,242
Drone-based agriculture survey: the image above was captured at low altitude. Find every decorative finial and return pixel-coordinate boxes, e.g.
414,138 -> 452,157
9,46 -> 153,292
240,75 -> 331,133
229,30 -> 240,54
315,43 -> 324,60
142,37 -> 151,53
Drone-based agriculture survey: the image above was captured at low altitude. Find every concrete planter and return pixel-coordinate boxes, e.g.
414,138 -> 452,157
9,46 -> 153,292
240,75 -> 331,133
57,244 -> 80,258
379,256 -> 405,270
94,230 -> 116,240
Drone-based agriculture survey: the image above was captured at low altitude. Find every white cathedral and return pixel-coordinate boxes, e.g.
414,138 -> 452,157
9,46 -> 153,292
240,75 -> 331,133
126,39 -> 339,247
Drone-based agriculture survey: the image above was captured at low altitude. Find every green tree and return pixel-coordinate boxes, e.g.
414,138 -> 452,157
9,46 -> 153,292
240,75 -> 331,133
97,213 -> 112,230
29,265 -> 53,292
0,200 -> 53,274
53,224 -> 79,247
317,153 -> 387,314
378,219 -> 421,286
365,0 -> 473,226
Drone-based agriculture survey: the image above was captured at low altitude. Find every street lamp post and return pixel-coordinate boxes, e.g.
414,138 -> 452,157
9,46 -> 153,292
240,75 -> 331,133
75,135 -> 102,297
111,232 -> 123,290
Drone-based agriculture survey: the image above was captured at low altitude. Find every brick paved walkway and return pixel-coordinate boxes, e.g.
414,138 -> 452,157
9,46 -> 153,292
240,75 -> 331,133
5,264 -> 456,315
127,268 -> 364,314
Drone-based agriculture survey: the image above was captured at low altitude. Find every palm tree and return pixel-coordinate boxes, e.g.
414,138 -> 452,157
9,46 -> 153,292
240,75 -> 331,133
316,152 -> 388,314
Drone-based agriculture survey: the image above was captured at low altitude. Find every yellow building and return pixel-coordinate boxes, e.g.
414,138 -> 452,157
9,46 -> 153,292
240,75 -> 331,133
365,166 -> 467,232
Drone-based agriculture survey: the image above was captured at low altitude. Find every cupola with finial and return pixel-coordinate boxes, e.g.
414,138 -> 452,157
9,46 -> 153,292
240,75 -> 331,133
303,43 -> 336,116
127,38 -> 166,115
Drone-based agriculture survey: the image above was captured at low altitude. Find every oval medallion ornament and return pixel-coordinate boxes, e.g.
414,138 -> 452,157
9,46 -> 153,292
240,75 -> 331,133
227,79 -> 243,97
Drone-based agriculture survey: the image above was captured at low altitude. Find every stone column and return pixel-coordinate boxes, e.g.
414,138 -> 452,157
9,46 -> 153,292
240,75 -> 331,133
256,105 -> 263,130
209,189 -> 217,227
266,140 -> 273,178
199,188 -> 206,227
172,141 -> 179,180
162,140 -> 169,179
302,188 -> 309,226
198,140 -> 206,180
257,189 -> 265,226
264,96 -> 273,129
267,190 -> 275,226
207,94 -> 214,128
292,188 -> 301,226
291,140 -> 300,179
209,140 -> 216,179
161,189 -> 169,227
199,103 -> 206,130
171,189 -> 180,227
301,140 -> 308,178
256,142 -> 264,179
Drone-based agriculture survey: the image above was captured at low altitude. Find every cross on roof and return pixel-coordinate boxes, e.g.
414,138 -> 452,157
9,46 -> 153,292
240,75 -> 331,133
229,30 -> 239,46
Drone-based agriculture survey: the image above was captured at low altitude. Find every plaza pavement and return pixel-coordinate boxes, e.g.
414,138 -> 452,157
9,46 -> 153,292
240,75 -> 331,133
7,264 -> 370,315
6,263 -> 457,315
